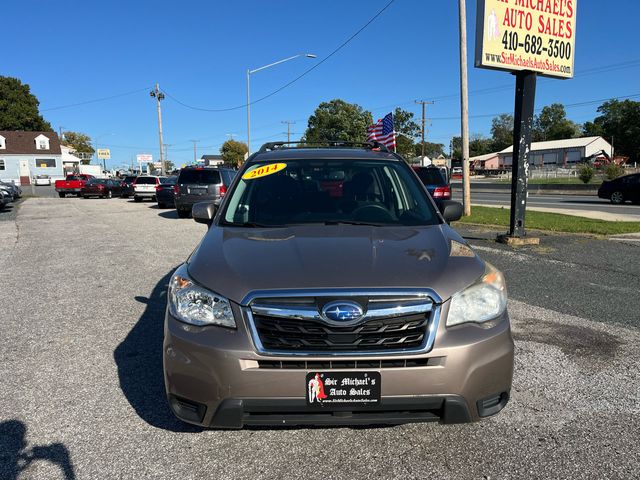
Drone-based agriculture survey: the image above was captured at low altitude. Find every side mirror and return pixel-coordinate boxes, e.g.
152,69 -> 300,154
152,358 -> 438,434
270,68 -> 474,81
192,201 -> 218,226
437,200 -> 463,224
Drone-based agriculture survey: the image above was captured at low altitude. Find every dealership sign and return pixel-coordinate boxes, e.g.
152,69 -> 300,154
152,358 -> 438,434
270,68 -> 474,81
475,0 -> 577,79
136,154 -> 153,162
97,148 -> 111,160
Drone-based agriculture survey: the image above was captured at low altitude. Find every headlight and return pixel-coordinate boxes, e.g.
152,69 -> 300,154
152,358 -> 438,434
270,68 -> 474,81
446,262 -> 507,327
168,265 -> 236,328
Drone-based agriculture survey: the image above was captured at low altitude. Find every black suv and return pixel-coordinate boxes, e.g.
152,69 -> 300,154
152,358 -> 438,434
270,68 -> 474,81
174,166 -> 236,218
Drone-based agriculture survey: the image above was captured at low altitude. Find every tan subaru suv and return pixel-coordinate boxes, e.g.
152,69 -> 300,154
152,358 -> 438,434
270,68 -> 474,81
164,142 -> 514,428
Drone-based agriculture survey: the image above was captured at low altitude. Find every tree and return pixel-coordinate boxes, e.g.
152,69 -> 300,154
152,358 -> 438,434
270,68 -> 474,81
413,141 -> 446,158
583,99 -> 640,162
0,76 -> 52,131
533,103 -> 580,141
490,113 -> 514,151
469,135 -> 494,157
392,107 -> 420,159
220,140 -> 248,167
451,135 -> 492,160
303,99 -> 373,144
62,131 -> 95,155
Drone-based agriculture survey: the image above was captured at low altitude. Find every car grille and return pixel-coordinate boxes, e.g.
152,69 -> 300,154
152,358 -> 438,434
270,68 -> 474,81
245,292 -> 438,355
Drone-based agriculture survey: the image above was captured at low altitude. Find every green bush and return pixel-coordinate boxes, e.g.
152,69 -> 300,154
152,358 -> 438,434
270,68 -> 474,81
605,163 -> 624,180
577,164 -> 594,184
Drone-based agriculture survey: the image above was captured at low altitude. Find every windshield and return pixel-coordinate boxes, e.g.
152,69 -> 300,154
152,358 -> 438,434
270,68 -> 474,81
161,176 -> 177,184
415,168 -> 445,185
86,179 -> 107,185
178,169 -> 221,184
221,160 -> 439,227
135,177 -> 157,184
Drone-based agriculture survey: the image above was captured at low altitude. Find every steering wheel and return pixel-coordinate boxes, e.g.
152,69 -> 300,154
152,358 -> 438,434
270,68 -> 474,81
352,204 -> 394,223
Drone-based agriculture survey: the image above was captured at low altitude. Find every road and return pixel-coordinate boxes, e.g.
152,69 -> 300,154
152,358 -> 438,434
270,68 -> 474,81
451,188 -> 640,220
1,198 -> 639,479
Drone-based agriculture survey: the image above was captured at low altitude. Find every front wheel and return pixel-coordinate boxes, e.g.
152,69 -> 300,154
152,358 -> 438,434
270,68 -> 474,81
134,196 -> 142,203
58,192 -> 65,198
177,208 -> 190,218
610,191 -> 624,204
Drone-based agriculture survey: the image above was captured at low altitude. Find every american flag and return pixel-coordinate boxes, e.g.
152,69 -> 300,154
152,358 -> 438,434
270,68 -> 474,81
367,112 -> 396,149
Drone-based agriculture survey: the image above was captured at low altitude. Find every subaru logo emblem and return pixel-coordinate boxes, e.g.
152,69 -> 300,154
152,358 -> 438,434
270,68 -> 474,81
321,301 -> 364,324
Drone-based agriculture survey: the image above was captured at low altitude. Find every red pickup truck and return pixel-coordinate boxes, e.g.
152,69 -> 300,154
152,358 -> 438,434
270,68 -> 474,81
55,174 -> 95,197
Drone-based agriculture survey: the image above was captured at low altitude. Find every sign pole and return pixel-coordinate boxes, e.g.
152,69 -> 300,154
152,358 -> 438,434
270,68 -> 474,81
509,70 -> 536,237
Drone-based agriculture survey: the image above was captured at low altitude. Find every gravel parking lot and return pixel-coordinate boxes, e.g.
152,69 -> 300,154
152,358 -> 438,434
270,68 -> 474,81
1,197 -> 638,479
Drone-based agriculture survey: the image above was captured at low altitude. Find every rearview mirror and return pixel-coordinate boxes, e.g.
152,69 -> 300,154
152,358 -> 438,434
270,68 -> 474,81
437,200 -> 463,224
192,201 -> 218,226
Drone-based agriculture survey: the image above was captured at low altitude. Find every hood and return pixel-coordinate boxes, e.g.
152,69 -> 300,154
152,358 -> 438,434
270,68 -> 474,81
187,224 -> 485,305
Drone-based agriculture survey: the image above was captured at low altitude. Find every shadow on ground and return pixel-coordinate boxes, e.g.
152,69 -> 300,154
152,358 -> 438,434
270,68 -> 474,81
0,420 -> 76,480
158,210 -> 181,219
113,270 -> 200,432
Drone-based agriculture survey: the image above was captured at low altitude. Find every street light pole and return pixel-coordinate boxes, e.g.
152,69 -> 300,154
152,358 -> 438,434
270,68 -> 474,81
246,69 -> 251,155
246,53 -> 316,154
150,84 -> 166,175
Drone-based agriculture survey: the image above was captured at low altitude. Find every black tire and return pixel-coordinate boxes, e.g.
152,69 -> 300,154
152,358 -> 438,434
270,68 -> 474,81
177,208 -> 190,218
158,202 -> 166,209
106,190 -> 113,199
134,196 -> 142,203
58,192 -> 65,198
610,191 -> 624,204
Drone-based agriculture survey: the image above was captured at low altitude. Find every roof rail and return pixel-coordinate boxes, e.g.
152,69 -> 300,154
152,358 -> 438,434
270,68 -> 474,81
257,140 -> 390,154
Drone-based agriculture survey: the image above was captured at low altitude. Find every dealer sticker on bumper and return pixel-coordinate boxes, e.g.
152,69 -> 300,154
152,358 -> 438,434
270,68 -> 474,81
306,372 -> 381,407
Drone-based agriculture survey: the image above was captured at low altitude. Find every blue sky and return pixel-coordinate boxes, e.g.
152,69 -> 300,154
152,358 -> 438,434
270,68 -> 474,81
3,0 -> 639,168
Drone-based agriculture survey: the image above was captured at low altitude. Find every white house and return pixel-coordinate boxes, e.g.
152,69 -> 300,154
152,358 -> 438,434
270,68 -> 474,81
498,136 -> 613,169
0,131 -> 64,185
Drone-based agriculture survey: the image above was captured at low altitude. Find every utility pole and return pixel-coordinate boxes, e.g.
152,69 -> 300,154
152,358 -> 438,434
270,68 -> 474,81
190,139 -> 199,163
282,120 -> 296,142
149,84 -> 166,175
458,0 -> 471,216
415,100 -> 434,158
163,144 -> 172,173
58,126 -> 65,142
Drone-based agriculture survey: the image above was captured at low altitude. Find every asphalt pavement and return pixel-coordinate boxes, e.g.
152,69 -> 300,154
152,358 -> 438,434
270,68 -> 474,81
1,197 -> 638,479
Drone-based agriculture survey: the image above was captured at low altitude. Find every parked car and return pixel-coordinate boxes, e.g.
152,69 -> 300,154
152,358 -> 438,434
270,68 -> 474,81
0,180 -> 22,199
174,166 -> 236,218
412,166 -> 452,200
598,173 -> 640,204
120,175 -> 137,198
0,184 -> 15,202
156,176 -> 178,209
0,190 -> 10,209
55,174 -> 94,197
163,141 -> 512,429
133,176 -> 160,202
82,178 -> 124,199
34,174 -> 52,186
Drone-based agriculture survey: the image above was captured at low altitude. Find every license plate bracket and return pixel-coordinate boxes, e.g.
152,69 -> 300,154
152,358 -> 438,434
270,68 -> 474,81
306,371 -> 380,407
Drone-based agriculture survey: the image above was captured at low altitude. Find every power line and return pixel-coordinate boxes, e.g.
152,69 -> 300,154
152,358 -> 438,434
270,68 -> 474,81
427,92 -> 640,121
41,86 -> 153,112
161,0 -> 396,112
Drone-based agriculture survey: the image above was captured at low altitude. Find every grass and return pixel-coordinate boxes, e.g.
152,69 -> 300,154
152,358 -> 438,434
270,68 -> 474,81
455,206 -> 640,235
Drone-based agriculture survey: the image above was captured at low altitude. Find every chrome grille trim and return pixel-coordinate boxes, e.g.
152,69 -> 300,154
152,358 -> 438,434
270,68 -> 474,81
242,288 -> 441,357
250,300 -> 433,322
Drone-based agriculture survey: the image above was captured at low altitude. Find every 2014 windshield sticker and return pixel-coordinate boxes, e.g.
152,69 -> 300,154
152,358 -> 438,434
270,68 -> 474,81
242,163 -> 287,180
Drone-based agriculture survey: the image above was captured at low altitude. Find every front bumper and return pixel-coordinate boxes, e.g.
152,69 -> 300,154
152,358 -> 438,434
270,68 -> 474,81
163,301 -> 514,428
